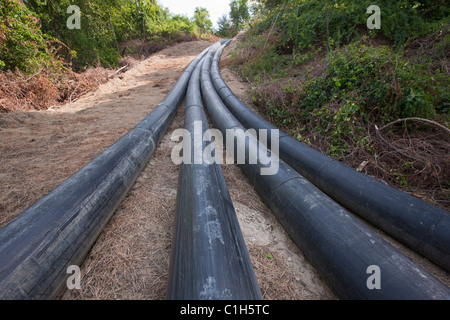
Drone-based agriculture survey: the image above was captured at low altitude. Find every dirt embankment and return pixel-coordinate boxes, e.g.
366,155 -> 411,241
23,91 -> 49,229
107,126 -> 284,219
0,39 -> 448,300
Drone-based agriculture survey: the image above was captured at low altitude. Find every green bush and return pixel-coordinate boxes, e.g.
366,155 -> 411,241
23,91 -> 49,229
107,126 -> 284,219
255,0 -> 436,54
323,42 -> 439,121
249,40 -> 448,157
309,101 -> 368,157
0,0 -> 62,74
23,0 -> 202,70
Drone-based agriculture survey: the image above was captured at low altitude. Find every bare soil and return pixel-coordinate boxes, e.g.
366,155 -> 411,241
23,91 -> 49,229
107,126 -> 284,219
0,39 -> 448,300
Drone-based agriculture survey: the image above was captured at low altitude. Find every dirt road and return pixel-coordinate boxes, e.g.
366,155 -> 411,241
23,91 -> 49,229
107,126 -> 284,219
1,39 -> 447,300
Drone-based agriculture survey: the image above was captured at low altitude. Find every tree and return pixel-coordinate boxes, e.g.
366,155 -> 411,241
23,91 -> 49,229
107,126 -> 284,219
406,0 -> 449,21
22,0 -> 173,68
216,14 -> 232,38
0,0 -> 59,74
194,7 -> 212,34
256,0 -> 283,11
230,0 -> 250,32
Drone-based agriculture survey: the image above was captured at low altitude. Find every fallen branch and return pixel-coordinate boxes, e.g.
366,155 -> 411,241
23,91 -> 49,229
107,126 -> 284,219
379,117 -> 450,135
374,124 -> 423,163
69,83 -> 81,103
265,3 -> 285,48
107,64 -> 128,79
25,68 -> 43,82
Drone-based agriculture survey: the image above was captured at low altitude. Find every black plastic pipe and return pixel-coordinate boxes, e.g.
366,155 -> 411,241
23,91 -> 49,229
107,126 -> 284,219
0,44 -> 215,300
201,44 -> 450,300
210,41 -> 450,272
167,50 -> 262,300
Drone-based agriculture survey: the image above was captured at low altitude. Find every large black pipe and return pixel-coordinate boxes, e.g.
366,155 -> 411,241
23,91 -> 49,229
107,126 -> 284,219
167,48 -> 262,300
210,40 -> 450,272
0,44 -> 215,300
201,44 -> 450,299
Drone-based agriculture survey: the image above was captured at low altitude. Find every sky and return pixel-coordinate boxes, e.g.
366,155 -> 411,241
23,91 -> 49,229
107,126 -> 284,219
157,0 -> 231,30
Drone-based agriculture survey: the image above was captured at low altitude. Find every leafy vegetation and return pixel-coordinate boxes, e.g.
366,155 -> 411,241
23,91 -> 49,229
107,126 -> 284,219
1,0 -> 218,74
215,0 -> 252,38
249,0 -> 449,53
216,14 -> 233,38
231,0 -> 449,208
20,0 -> 206,70
194,7 -> 213,34
0,0 -> 64,74
0,0 -> 214,112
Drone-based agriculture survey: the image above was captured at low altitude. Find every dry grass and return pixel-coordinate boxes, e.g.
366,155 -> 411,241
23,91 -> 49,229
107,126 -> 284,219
62,122 -> 181,299
248,244 -> 300,299
0,66 -> 118,113
369,119 -> 450,207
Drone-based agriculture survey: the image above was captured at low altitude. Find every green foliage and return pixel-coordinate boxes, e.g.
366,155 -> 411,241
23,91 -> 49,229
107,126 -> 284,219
216,14 -> 233,38
0,0 -> 63,74
0,0 -> 207,113
194,7 -> 212,34
237,0 -> 449,125
252,0 -> 446,56
309,101 -> 367,157
233,28 -> 290,81
294,41 -> 445,156
17,0 -> 202,70
237,0 -> 449,205
323,42 -> 441,121
244,47 -> 289,81
248,39 -> 448,157
159,13 -> 197,37
214,0 -> 250,38
230,0 -> 250,33
406,0 -> 450,22
23,0 -> 158,68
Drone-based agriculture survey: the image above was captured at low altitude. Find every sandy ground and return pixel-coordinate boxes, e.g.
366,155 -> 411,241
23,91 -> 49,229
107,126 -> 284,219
0,39 -> 448,300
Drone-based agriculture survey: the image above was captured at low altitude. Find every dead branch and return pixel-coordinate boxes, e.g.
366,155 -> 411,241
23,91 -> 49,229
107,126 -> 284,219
107,64 -> 129,79
374,124 -> 423,163
379,117 -> 450,135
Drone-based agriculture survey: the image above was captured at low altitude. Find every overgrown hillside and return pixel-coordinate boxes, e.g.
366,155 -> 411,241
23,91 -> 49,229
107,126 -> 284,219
0,0 -> 215,112
230,0 -> 449,209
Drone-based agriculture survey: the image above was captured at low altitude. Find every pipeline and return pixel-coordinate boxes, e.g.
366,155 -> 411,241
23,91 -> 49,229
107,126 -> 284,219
167,45 -> 262,300
210,40 -> 450,272
0,44 -> 215,300
201,43 -> 450,299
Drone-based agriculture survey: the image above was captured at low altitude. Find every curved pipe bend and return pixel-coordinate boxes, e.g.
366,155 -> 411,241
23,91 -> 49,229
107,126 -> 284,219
201,43 -> 450,300
211,41 -> 450,272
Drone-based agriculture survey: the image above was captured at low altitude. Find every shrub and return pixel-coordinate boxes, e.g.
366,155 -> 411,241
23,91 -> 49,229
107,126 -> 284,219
0,0 -> 63,74
322,42 -> 438,122
250,40 -> 448,157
